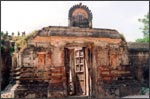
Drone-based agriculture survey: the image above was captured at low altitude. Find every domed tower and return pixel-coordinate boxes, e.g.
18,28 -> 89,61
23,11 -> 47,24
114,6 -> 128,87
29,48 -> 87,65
68,3 -> 93,28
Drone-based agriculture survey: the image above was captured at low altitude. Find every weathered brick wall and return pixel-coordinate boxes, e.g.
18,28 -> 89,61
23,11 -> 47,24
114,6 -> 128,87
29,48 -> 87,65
13,43 -> 67,98
12,27 -> 147,98
128,42 -> 149,87
94,42 -> 137,98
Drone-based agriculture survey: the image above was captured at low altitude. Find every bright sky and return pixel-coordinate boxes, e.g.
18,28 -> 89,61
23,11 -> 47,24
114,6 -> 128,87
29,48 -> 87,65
1,1 -> 149,42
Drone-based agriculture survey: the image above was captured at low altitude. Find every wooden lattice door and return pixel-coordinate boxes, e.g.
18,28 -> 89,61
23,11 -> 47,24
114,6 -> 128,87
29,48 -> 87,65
65,47 -> 87,96
74,48 -> 86,95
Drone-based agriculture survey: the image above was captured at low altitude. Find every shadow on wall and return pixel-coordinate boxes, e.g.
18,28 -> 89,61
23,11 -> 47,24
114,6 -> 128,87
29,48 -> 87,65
1,43 -> 12,91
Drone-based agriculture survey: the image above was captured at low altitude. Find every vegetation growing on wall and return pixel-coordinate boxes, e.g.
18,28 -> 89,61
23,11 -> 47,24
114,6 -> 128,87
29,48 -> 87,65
1,31 -> 14,55
0,30 -> 37,91
15,30 -> 37,51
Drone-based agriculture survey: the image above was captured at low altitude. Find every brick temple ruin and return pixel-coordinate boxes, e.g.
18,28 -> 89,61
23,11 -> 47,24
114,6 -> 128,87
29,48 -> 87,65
1,3 -> 149,98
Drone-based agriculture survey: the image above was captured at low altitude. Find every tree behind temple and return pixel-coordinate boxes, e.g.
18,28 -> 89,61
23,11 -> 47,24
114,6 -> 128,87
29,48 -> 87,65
136,12 -> 149,42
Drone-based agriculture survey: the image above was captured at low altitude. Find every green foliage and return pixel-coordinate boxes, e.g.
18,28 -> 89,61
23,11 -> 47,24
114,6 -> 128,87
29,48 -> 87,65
24,30 -> 37,40
15,36 -> 27,49
136,37 -> 149,42
1,31 -> 10,41
1,31 -> 4,36
1,31 -> 15,56
136,12 -> 149,42
1,45 -> 5,51
17,31 -> 20,36
140,87 -> 149,95
138,12 -> 149,37
15,30 -> 37,50
9,46 -> 15,55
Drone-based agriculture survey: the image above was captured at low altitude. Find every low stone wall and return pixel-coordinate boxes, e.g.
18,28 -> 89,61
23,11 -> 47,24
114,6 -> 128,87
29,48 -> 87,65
96,80 -> 141,98
128,42 -> 149,87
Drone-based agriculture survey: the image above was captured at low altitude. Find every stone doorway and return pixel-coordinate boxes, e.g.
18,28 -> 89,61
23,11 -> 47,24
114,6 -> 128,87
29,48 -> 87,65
64,47 -> 90,96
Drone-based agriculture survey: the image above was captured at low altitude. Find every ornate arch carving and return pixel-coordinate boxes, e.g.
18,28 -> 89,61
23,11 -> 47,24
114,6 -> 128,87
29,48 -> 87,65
68,3 -> 93,28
